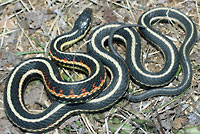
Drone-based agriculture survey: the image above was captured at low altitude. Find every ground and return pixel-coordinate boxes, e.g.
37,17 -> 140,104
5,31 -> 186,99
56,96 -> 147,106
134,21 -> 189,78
0,0 -> 200,134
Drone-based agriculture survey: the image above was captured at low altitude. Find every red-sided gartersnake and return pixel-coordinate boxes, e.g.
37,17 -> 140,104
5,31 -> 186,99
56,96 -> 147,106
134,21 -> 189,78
4,7 -> 197,132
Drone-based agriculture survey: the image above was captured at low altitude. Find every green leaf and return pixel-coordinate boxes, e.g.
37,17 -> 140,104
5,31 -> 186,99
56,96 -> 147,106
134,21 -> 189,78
29,36 -> 45,49
194,65 -> 200,70
109,122 -> 133,133
176,66 -> 182,76
16,51 -> 45,56
61,73 -> 72,82
178,125 -> 200,134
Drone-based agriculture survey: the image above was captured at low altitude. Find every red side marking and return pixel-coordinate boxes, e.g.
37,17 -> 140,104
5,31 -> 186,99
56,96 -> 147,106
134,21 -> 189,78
39,128 -> 44,131
101,71 -> 107,85
80,60 -> 83,65
69,94 -> 76,98
49,86 -> 56,94
72,59 -> 76,64
64,58 -> 68,62
49,51 -> 61,62
61,95 -> 65,97
81,92 -> 89,96
100,77 -> 102,82
52,87 -> 55,91
100,75 -> 106,86
52,55 -> 60,61
47,82 -> 51,89
70,90 -> 74,95
91,88 -> 97,93
58,90 -> 64,97
78,72 -> 108,97
81,88 -> 86,92
92,83 -> 100,93
92,83 -> 97,88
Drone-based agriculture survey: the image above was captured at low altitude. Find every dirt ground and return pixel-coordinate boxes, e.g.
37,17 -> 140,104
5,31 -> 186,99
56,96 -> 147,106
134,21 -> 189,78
0,0 -> 200,134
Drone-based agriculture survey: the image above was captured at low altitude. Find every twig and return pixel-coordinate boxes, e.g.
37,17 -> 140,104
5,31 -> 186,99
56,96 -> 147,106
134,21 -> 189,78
0,0 -> 14,7
20,0 -> 30,12
48,2 -> 66,38
0,29 -> 20,37
104,107 -> 117,134
65,0 -> 80,8
27,0 -> 35,10
154,110 -> 165,134
126,0 -> 136,22
0,76 -> 7,84
112,10 -> 135,24
38,85 -> 45,103
75,39 -> 91,52
16,31 -> 23,51
48,15 -> 60,36
89,0 -> 101,5
0,16 -> 7,47
196,0 -> 200,25
117,113 -> 148,134
108,0 -> 130,10
105,115 -> 110,134
114,118 -> 129,134
0,9 -> 24,47
81,114 -> 97,134
0,99 -> 3,104
45,0 -> 52,6
62,69 -> 74,82
8,9 -> 24,19
16,15 -> 37,50
172,0 -> 191,8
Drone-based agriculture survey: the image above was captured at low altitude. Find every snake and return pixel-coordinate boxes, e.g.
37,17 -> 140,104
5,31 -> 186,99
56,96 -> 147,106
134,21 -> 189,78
3,7 -> 197,132
108,7 -> 197,102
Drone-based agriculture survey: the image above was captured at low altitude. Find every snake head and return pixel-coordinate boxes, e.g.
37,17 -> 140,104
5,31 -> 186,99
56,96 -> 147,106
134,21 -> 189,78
74,8 -> 93,31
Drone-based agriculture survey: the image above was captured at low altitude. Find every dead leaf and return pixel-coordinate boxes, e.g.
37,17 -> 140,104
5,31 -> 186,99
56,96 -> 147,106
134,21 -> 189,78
190,52 -> 200,64
0,18 -> 17,29
24,9 -> 56,29
135,11 -> 142,23
24,81 -> 44,107
3,31 -> 19,45
188,113 -> 200,125
19,20 -> 29,30
13,2 -> 23,12
157,109 -> 175,131
124,15 -> 129,23
173,118 -> 187,130
153,0 -> 167,4
103,6 -> 117,22
112,0 -> 123,2
161,119 -> 172,130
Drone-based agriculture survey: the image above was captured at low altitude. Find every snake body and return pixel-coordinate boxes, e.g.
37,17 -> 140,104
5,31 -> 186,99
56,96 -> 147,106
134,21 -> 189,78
4,9 -> 129,132
122,8 -> 197,102
3,7 -> 197,132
